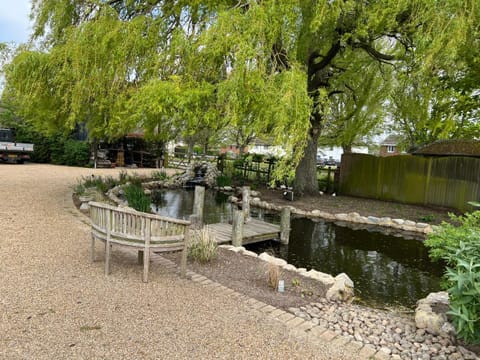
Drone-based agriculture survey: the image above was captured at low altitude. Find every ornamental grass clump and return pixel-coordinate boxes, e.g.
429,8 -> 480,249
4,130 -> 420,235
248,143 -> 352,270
266,263 -> 282,290
188,228 -> 218,263
123,183 -> 151,213
425,211 -> 480,344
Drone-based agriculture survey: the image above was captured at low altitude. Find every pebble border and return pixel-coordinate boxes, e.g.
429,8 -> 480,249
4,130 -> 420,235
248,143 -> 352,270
150,252 -> 388,360
151,251 -> 478,360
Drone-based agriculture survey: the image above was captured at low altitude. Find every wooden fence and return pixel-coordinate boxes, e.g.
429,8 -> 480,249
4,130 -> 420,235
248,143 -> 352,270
339,153 -> 480,212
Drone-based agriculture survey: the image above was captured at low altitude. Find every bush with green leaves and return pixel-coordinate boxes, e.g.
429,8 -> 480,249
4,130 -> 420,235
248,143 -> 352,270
123,183 -> 151,213
442,239 -> 480,344
425,211 -> 480,344
62,139 -> 90,166
425,212 -> 480,261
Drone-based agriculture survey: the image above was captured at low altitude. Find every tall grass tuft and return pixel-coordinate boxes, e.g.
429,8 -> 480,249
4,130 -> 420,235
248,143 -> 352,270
124,183 -> 151,213
188,228 -> 218,263
266,263 -> 282,290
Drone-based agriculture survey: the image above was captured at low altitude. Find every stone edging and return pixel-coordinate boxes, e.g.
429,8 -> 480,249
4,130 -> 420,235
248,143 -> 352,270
218,244 -> 354,302
243,195 -> 434,235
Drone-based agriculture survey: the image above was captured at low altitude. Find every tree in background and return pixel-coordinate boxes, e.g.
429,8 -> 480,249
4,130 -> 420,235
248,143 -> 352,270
2,1 -> 478,195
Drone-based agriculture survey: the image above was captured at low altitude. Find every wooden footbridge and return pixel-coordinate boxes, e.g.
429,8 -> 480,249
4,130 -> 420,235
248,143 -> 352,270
192,186 -> 290,246
207,219 -> 281,245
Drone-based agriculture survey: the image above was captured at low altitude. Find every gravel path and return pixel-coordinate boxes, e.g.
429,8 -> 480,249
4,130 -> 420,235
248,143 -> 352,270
0,164 -> 349,359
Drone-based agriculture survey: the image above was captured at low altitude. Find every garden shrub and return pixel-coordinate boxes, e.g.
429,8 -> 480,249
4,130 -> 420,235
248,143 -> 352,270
425,211 -> 480,344
62,139 -> 90,166
124,183 -> 151,213
425,212 -> 480,261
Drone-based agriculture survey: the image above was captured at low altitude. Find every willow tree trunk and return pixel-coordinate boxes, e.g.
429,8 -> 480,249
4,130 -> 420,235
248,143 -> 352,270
293,129 -> 320,196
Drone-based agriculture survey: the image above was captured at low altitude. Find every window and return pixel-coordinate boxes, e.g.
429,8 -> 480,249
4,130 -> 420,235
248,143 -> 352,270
387,145 -> 395,153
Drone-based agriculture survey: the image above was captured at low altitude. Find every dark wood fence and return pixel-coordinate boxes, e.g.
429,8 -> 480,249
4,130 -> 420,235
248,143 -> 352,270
339,153 -> 480,212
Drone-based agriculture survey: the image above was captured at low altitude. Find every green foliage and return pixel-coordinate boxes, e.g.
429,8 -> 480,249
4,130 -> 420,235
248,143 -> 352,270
216,174 -> 231,187
188,229 -> 218,263
443,240 -> 480,344
80,175 -> 117,194
123,183 -> 151,213
73,181 -> 85,195
151,169 -> 168,181
62,139 -> 90,166
419,214 -> 436,223
425,212 -> 480,261
425,211 -> 480,344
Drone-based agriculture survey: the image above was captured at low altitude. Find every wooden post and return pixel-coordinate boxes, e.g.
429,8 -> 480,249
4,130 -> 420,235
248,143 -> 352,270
142,218 -> 151,283
104,209 -> 111,275
242,186 -> 250,221
232,210 -> 244,247
181,219 -> 194,279
280,207 -> 291,244
193,185 -> 205,226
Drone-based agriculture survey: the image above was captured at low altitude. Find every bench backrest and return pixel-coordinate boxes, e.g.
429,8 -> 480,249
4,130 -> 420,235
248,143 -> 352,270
89,201 -> 191,251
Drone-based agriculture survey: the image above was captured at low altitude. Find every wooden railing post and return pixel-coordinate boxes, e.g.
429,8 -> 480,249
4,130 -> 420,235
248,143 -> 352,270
232,210 -> 244,247
181,219 -> 194,279
105,208 -> 112,275
193,185 -> 205,227
280,207 -> 291,245
242,186 -> 250,221
142,218 -> 151,283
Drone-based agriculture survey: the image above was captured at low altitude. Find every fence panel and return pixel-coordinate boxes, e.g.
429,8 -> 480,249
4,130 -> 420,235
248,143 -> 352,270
340,153 -> 480,211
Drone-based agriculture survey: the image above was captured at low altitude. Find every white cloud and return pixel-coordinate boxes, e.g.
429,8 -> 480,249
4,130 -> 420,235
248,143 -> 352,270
0,0 -> 32,44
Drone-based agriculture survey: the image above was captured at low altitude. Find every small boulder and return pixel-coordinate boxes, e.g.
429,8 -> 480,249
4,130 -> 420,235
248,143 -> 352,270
326,273 -> 355,303
415,292 -> 451,336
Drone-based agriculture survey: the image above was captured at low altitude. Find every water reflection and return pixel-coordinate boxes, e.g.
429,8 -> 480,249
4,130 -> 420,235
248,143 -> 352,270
151,189 -> 443,308
252,218 -> 443,308
151,189 -> 232,223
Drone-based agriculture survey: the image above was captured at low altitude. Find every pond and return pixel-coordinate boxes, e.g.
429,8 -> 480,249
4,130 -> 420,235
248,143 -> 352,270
151,189 -> 443,308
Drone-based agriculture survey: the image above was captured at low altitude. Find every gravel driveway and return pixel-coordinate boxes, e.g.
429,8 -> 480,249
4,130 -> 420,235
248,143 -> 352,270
0,164 -> 349,359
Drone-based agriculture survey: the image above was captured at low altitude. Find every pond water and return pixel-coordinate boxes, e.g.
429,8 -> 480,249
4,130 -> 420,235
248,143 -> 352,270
151,189 -> 443,308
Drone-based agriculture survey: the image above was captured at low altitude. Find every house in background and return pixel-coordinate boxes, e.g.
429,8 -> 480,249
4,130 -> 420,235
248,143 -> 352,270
379,135 -> 402,156
317,145 -> 369,163
248,139 -> 285,157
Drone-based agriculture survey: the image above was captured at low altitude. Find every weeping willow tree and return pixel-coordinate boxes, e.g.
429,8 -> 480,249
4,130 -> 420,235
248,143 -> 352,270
319,51 -> 390,153
2,0 -> 477,194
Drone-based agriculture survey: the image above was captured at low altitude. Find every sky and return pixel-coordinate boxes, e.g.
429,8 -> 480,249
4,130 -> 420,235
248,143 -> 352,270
0,0 -> 32,44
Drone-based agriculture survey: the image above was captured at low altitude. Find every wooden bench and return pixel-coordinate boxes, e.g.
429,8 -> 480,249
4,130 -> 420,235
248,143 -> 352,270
89,201 -> 191,282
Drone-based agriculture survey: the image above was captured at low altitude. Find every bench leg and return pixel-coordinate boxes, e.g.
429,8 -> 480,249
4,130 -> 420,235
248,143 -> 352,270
138,250 -> 144,265
105,241 -> 111,275
142,248 -> 150,283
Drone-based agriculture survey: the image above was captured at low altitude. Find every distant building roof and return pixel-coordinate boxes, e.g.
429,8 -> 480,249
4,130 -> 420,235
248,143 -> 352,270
413,139 -> 480,157
380,134 -> 402,146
